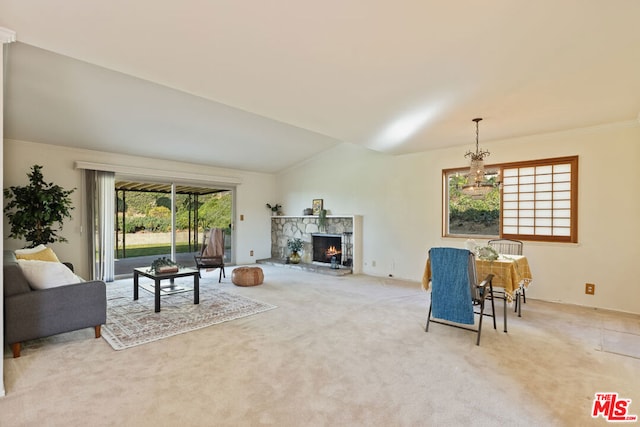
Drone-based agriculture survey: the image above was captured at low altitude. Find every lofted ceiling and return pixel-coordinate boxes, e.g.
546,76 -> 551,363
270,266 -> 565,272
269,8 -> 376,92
2,1 -> 640,173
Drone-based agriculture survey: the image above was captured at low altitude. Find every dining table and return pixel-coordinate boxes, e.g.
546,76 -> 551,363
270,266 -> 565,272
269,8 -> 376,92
422,253 -> 533,314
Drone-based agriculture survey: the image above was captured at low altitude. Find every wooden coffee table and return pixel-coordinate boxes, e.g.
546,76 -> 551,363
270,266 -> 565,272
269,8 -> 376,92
133,267 -> 199,312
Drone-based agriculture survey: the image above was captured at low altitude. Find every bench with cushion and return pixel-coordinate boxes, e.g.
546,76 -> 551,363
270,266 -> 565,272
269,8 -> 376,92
3,249 -> 107,357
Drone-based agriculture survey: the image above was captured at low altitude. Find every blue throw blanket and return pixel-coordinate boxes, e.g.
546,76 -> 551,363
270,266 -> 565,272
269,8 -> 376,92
429,248 -> 474,325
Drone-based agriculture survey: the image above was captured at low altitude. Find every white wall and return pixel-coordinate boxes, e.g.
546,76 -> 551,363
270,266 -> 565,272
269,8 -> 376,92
276,121 -> 640,314
3,140 -> 277,278
3,121 -> 639,314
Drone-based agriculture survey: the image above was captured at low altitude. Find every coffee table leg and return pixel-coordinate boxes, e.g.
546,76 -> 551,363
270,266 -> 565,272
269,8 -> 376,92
134,271 -> 139,300
194,273 -> 199,305
155,279 -> 161,312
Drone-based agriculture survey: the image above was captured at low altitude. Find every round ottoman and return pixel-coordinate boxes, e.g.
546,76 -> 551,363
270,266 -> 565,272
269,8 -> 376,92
232,267 -> 264,287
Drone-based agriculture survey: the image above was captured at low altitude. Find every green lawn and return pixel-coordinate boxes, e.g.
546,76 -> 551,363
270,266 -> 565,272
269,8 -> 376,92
116,243 -> 197,258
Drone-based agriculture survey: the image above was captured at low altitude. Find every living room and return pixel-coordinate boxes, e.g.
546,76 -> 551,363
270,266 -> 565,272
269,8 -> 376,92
2,2 -> 640,425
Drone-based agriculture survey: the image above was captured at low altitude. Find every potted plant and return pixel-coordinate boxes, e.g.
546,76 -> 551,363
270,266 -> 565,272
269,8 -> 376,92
318,209 -> 328,232
148,257 -> 179,274
287,238 -> 303,264
476,245 -> 499,261
266,203 -> 282,216
3,165 -> 76,247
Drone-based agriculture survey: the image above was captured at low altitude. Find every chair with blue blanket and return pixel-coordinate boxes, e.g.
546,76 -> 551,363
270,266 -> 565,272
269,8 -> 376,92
425,247 -> 496,345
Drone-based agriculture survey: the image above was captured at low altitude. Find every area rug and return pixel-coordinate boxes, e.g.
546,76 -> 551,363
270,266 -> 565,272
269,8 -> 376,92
102,277 -> 276,350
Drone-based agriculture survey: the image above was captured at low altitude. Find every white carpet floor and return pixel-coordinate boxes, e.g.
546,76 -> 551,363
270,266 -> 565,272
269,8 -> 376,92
2,265 -> 639,426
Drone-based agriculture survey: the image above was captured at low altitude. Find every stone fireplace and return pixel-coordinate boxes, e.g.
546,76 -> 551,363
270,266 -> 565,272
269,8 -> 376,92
266,215 -> 362,273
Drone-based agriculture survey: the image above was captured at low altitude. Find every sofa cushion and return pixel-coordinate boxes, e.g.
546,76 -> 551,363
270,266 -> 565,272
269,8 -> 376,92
3,263 -> 32,297
17,259 -> 84,290
15,247 -> 60,262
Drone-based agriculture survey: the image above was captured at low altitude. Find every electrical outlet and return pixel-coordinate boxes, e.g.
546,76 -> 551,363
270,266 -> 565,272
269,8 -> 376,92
585,283 -> 595,295
372,260 -> 376,267
250,250 -> 254,256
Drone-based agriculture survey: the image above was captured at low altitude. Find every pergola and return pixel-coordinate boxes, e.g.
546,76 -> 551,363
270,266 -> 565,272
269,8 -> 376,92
115,181 -> 227,257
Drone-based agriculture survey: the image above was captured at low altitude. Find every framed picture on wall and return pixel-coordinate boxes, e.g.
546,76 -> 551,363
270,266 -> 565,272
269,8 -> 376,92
312,199 -> 323,215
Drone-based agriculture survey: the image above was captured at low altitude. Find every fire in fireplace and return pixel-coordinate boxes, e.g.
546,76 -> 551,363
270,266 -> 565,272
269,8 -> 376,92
312,234 -> 342,264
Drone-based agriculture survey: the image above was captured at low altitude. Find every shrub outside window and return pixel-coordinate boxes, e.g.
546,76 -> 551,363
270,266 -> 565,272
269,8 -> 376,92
444,171 -> 500,237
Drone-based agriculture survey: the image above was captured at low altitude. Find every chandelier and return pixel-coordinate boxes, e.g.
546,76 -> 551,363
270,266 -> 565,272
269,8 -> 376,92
461,118 -> 497,198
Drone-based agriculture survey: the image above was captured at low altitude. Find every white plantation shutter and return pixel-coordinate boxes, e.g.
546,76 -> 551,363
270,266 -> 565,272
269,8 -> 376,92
500,156 -> 578,243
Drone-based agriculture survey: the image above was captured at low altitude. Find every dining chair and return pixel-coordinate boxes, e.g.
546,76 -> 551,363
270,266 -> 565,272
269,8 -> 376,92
425,247 -> 496,345
194,228 -> 226,282
488,239 -> 526,315
487,239 -> 523,256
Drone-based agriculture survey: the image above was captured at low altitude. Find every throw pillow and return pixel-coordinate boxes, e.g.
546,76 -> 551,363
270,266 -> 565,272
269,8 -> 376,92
14,244 -> 47,255
15,247 -> 60,262
17,259 -> 84,290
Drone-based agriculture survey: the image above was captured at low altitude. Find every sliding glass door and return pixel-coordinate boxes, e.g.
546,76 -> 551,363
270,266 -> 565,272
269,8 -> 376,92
113,179 -> 233,277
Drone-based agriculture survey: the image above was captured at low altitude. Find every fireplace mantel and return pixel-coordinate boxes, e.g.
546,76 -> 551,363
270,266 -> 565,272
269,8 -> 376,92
269,215 -> 362,274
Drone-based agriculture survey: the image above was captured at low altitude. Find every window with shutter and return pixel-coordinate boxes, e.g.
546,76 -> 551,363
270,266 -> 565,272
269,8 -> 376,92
500,156 -> 578,242
443,156 -> 578,243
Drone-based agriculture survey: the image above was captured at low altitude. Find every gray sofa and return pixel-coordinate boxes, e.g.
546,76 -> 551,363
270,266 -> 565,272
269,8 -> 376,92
3,250 -> 107,357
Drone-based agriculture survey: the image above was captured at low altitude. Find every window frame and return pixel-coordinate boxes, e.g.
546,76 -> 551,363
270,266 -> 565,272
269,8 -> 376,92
442,155 -> 578,243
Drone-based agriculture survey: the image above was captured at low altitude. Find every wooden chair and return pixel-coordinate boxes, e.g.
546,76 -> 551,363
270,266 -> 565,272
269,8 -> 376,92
194,228 -> 226,282
426,247 -> 496,345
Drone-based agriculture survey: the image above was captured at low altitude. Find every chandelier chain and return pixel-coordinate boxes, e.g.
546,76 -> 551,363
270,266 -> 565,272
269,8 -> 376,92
464,118 -> 490,161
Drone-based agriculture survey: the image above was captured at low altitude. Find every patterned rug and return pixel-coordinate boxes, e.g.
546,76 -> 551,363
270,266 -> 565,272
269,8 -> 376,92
102,277 -> 276,350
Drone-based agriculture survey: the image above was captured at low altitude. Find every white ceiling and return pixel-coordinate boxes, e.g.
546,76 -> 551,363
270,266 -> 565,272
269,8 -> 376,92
2,1 -> 640,173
